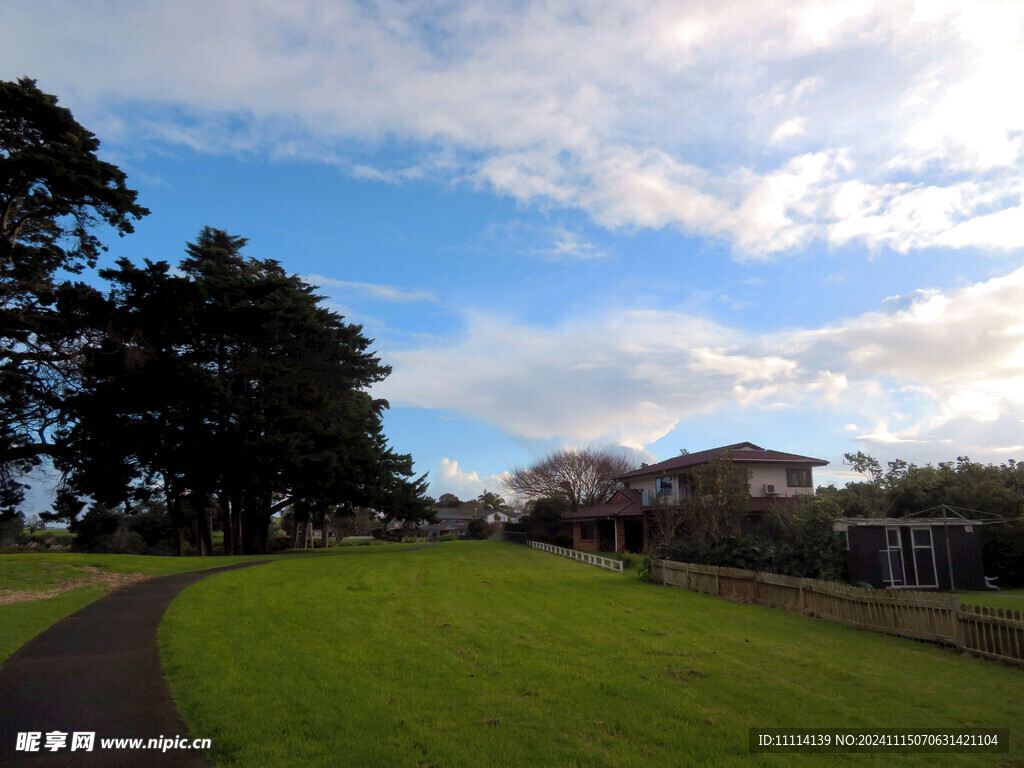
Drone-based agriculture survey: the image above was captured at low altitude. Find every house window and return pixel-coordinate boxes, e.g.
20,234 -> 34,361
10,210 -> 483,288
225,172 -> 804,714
786,468 -> 812,487
580,522 -> 596,540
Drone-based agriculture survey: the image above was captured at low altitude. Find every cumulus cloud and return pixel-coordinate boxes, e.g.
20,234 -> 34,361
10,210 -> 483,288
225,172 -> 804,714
375,265 -> 1024,461
7,0 -> 1024,255
435,457 -> 509,500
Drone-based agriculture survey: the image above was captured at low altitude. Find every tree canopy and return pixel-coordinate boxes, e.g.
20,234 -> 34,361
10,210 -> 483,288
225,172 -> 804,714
436,492 -> 461,508
58,228 -> 430,553
820,452 -> 1024,520
1,79 -> 430,551
503,447 -> 637,512
0,77 -> 148,514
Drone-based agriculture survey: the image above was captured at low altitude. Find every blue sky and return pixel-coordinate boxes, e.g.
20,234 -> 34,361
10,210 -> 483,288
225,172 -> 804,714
5,1 -> 1024,505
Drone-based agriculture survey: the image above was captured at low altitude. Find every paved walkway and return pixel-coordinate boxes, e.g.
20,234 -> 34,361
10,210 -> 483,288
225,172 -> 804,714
0,562 -> 266,767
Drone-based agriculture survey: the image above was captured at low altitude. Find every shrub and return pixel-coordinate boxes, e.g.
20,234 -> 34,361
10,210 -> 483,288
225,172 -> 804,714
264,535 -> 292,553
96,527 -> 148,555
71,507 -> 121,552
619,552 -> 640,570
468,518 -> 495,540
128,510 -> 177,550
71,505 -> 181,554
638,556 -> 653,582
664,533 -> 846,581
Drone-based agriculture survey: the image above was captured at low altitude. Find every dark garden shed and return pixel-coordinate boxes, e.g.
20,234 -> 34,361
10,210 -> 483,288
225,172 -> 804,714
833,507 -> 992,591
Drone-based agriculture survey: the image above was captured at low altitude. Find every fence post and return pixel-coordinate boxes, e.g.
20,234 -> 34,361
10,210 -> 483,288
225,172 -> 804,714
950,596 -> 964,651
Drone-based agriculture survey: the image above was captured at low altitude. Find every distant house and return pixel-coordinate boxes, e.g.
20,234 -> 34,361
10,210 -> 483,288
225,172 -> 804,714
833,507 -> 989,590
479,510 -> 514,524
566,442 -> 828,554
417,507 -> 515,539
420,508 -> 476,538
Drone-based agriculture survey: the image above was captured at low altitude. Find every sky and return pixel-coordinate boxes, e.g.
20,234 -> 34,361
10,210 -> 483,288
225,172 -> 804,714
4,0 -> 1024,506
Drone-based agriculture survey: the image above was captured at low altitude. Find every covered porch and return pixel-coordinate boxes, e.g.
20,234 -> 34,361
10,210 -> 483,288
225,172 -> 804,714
565,489 -> 646,554
572,516 -> 645,553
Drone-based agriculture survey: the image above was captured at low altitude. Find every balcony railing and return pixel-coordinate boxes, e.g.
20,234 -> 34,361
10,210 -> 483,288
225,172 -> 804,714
641,487 -> 813,507
641,489 -> 687,507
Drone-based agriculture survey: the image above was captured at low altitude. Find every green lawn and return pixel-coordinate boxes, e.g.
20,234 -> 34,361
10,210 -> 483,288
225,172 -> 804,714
0,544 -> 413,663
956,589 -> 1024,611
160,542 -> 1024,767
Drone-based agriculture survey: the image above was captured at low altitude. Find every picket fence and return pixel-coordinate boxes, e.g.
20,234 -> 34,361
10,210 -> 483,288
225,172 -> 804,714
650,559 -> 1024,669
528,541 -> 624,572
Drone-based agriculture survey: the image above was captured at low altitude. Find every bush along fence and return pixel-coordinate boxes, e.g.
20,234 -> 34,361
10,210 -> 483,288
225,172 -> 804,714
529,541 -> 624,572
650,559 -> 1024,669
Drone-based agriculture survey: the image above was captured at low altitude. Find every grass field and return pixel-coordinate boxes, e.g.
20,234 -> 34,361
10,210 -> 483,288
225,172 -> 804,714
0,543 -> 409,663
957,589 -> 1024,611
160,542 -> 1024,767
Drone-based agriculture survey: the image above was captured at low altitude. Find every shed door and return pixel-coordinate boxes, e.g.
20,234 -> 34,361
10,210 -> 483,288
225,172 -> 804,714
880,527 -> 905,586
910,527 -> 938,588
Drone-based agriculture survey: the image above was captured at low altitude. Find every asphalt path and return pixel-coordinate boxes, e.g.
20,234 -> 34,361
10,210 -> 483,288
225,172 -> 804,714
0,562 -> 267,767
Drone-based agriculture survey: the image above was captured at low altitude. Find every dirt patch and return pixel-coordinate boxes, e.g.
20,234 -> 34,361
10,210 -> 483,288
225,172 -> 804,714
0,571 -> 149,606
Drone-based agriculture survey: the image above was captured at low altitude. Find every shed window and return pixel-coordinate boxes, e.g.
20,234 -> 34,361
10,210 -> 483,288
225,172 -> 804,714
579,522 -> 596,540
786,468 -> 812,487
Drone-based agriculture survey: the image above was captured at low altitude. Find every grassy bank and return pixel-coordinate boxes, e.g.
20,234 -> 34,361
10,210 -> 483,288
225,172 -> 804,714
0,544 -> 413,663
161,542 -> 1024,767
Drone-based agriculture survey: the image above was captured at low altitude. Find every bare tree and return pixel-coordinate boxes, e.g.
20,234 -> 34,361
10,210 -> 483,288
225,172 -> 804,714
648,456 -> 751,550
503,447 -> 637,512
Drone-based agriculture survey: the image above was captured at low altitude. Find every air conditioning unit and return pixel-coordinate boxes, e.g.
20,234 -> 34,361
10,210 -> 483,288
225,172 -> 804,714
764,484 -> 776,496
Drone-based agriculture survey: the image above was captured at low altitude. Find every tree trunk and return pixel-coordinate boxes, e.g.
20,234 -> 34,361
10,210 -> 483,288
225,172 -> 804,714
218,493 -> 231,555
199,505 -> 213,556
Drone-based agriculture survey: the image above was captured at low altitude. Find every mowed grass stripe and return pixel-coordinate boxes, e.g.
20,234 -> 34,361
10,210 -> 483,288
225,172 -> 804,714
160,542 -> 1024,768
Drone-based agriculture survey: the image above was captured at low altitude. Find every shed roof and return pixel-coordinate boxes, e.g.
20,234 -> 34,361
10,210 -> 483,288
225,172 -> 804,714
834,517 -> 989,527
618,442 -> 828,480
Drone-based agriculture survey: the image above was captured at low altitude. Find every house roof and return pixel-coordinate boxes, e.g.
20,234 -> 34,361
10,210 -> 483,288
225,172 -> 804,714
434,508 -> 477,522
618,442 -> 828,481
564,489 -> 643,520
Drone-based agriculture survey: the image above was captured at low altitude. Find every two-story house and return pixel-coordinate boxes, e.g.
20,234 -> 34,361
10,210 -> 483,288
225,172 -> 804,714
566,442 -> 828,554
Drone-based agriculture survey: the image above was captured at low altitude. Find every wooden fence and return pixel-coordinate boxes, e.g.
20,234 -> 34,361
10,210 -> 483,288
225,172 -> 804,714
529,541 -> 624,572
650,559 -> 1024,669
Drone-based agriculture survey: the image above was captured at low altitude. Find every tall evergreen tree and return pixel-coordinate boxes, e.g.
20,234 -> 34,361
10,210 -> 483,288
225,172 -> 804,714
65,228 -> 428,553
0,77 -> 147,513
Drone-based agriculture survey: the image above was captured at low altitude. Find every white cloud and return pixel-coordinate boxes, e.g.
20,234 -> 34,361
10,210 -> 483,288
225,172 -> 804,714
376,264 -> 1024,463
8,0 -> 1024,256
855,423 -> 930,445
771,117 -> 807,143
308,275 -> 437,303
435,457 -> 508,500
530,228 -> 608,261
